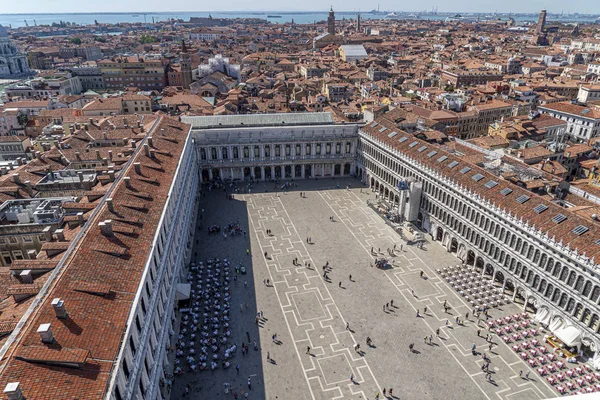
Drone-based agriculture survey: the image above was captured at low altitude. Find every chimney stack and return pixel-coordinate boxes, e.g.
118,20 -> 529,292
99,220 -> 113,237
77,212 -> 84,226
108,170 -> 115,182
43,226 -> 53,242
77,171 -> 84,183
124,176 -> 131,189
95,150 -> 101,160
75,152 -> 81,160
8,162 -> 14,171
134,162 -> 141,174
131,140 -> 137,149
103,131 -> 108,140
148,137 -> 153,147
3,382 -> 23,400
53,140 -> 59,149
108,150 -> 113,161
150,150 -> 155,159
55,229 -> 65,241
107,198 -> 114,212
26,249 -> 36,259
143,143 -> 150,156
19,270 -> 32,284
37,323 -> 54,344
12,174 -> 21,185
89,118 -> 94,126
51,298 -> 67,319
25,181 -> 33,197
35,151 -> 41,160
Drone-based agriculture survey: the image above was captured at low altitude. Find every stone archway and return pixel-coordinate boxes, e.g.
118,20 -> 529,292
457,244 -> 467,262
449,238 -> 458,253
494,270 -> 505,287
201,169 -> 209,181
514,286 -> 526,305
525,295 -> 538,313
483,264 -> 494,279
254,166 -> 262,180
284,165 -> 292,178
475,257 -> 484,273
436,227 -> 444,241
504,280 -> 515,296
466,250 -> 475,266
274,166 -> 282,179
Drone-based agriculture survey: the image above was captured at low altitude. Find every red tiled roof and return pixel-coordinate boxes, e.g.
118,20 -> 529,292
362,115 -> 600,261
0,117 -> 190,399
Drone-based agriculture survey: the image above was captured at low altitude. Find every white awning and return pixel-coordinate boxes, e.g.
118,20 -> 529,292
555,326 -> 582,348
175,283 -> 191,301
535,308 -> 552,326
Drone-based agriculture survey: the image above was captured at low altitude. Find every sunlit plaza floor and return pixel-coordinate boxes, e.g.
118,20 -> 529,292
171,177 -> 556,400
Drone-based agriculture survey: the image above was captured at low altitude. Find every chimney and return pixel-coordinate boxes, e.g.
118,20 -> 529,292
144,143 -> 150,156
8,162 -> 14,171
43,226 -> 53,242
124,176 -> 131,189
3,382 -> 23,400
19,270 -> 32,284
108,170 -> 115,182
99,220 -> 113,237
26,249 -> 36,259
108,150 -> 113,161
134,162 -> 141,174
77,171 -> 84,183
150,150 -> 155,159
12,174 -> 21,185
35,151 -> 41,160
107,198 -> 114,212
37,323 -> 54,344
24,181 -> 33,197
89,118 -> 94,126
148,137 -> 153,147
75,151 -> 81,160
51,298 -> 67,319
0,167 -> 6,175
103,131 -> 108,140
131,140 -> 137,149
53,140 -> 59,149
55,229 -> 65,241
95,150 -> 101,160
77,212 -> 84,226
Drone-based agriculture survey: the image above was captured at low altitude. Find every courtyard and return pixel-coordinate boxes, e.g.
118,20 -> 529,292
171,177 -> 557,400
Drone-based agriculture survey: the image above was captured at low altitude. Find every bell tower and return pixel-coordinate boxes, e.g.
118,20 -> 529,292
180,40 -> 192,89
327,7 -> 335,35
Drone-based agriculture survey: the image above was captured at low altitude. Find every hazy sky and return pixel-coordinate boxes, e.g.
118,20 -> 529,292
1,0 -> 598,14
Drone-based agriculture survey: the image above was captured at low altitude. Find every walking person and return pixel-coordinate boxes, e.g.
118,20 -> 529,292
306,346 -> 311,354
346,322 -> 350,330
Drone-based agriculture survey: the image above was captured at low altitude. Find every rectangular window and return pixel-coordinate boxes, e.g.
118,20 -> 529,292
296,144 -> 301,156
275,145 -> 281,157
316,144 -> 321,155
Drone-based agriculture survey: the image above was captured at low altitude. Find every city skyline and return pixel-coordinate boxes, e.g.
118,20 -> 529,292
1,1 -> 599,15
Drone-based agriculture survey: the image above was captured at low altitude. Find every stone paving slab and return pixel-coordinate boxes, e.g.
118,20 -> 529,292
171,178 -> 556,400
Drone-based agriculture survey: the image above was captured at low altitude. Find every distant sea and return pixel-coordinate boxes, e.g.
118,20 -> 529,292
0,11 -> 598,28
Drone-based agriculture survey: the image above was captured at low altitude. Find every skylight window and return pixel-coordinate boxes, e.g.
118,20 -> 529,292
533,204 -> 548,214
484,181 -> 498,189
516,195 -> 530,204
448,161 -> 459,168
399,136 -> 408,143
409,142 -> 418,148
572,225 -> 589,236
370,121 -> 378,127
459,167 -> 471,174
552,214 -> 567,224
417,145 -> 427,152
388,131 -> 398,138
500,188 -> 513,196
437,155 -> 448,163
426,151 -> 437,158
472,173 -> 484,182
379,127 -> 387,133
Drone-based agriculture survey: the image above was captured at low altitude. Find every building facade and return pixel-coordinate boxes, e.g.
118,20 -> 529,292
0,25 -> 31,78
185,113 -> 359,182
356,118 -> 600,361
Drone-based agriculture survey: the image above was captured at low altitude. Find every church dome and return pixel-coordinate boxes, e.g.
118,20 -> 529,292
0,25 -> 8,37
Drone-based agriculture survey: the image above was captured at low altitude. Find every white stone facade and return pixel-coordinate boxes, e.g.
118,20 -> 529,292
0,25 -> 31,79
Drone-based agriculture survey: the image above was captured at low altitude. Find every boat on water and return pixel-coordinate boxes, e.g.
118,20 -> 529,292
445,14 -> 479,22
385,12 -> 403,20
131,14 -> 140,17
267,15 -> 282,18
